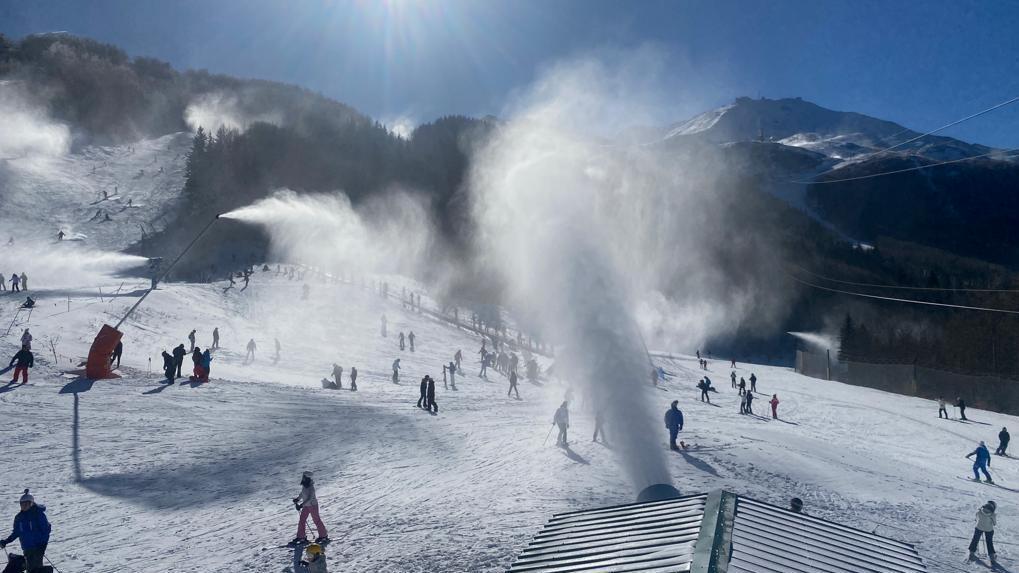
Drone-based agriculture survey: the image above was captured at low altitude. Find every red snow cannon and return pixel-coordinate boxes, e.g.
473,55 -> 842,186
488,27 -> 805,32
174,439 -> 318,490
85,324 -> 123,379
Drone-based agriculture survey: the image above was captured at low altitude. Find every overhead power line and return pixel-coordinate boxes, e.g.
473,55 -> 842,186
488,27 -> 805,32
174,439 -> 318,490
791,264 -> 1019,293
878,94 -> 1019,154
792,148 -> 1019,185
789,274 -> 1019,315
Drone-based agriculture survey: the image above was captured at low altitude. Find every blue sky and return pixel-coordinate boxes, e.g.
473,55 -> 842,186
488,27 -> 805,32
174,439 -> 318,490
3,0 -> 1019,147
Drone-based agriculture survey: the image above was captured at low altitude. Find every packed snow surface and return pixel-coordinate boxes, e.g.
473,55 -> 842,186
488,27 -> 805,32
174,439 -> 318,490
0,272 -> 1013,572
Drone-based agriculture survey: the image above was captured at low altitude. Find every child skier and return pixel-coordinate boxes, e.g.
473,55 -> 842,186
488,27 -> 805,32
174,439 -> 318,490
292,472 -> 329,546
968,501 -> 997,563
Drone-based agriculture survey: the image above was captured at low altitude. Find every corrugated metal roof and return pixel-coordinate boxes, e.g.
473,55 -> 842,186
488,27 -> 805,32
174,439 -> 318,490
728,498 -> 927,573
507,493 -> 707,572
507,490 -> 926,573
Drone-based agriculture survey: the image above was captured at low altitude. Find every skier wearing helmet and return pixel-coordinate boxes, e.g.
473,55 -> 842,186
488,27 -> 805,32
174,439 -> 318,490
966,441 -> 994,483
968,501 -> 997,563
0,489 -> 51,571
294,542 -> 329,573
292,472 -> 329,546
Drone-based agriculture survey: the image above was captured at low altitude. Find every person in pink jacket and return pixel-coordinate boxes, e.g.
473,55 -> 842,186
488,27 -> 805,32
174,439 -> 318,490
292,471 -> 329,545
769,394 -> 780,419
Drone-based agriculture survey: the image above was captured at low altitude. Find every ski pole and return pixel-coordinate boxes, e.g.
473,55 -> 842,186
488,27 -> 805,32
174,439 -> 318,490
543,424 -> 555,446
45,554 -> 64,573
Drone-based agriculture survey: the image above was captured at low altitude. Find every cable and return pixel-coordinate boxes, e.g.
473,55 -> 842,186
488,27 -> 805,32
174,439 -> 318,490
791,148 -> 1019,185
790,264 -> 1019,293
789,274 -> 1019,315
878,94 -> 1019,155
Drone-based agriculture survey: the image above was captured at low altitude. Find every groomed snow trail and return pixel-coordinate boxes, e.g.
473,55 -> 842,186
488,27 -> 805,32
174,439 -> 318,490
0,273 -> 1013,572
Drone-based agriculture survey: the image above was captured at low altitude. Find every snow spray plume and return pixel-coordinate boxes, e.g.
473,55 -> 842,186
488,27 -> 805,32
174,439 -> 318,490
0,81 -> 70,159
0,242 -> 147,288
788,331 -> 835,351
470,53 -> 791,492
184,91 -> 283,134
219,189 -> 438,278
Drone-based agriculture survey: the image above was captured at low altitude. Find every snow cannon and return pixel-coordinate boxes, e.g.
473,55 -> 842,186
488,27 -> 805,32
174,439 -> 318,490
85,324 -> 123,379
637,483 -> 681,503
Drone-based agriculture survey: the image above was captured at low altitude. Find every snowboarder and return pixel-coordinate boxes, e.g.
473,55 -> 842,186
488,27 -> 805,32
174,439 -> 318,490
968,501 -> 997,563
738,377 -> 746,396
19,272 -> 27,291
292,471 -> 329,545
0,489 -> 50,572
173,344 -> 187,378
967,441 -> 993,483
749,373 -> 757,392
245,338 -> 257,362
745,391 -> 755,415
188,329 -> 196,352
770,394 -> 780,419
295,542 -> 329,573
20,329 -> 32,350
447,361 -> 457,390
730,371 -> 737,389
957,397 -> 968,421
508,370 -> 520,399
592,409 -> 606,444
697,378 -> 711,403
408,331 -> 415,352
553,402 -> 570,446
349,367 -> 358,391
162,351 -> 175,383
398,332 -> 405,351
417,376 -> 428,408
212,327 -> 220,350
996,428 -> 1010,456
8,346 -> 33,384
426,375 -> 437,413
10,273 -> 20,292
938,396 -> 948,419
380,314 -> 387,337
110,340 -> 123,368
392,359 -> 401,384
665,401 -> 684,451
332,364 -> 344,390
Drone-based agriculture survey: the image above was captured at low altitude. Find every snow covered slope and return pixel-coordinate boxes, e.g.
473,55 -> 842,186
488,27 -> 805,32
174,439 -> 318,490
0,271 -> 1013,572
0,132 -> 190,250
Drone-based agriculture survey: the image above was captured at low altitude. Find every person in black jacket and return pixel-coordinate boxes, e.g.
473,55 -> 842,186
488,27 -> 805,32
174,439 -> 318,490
162,351 -> 175,383
172,344 -> 187,379
9,346 -> 33,384
110,340 -> 123,368
426,375 -> 437,413
996,427 -> 1010,456
417,376 -> 428,409
957,397 -> 968,421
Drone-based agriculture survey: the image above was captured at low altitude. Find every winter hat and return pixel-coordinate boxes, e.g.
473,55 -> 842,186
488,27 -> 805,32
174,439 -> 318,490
19,489 -> 33,504
986,501 -> 997,512
302,471 -> 313,480
980,441 -> 986,446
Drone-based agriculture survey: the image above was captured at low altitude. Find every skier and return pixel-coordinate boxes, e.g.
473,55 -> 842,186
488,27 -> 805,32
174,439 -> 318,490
10,273 -> 20,292
739,392 -> 748,415
745,391 -> 755,415
332,364 -> 344,390
696,350 -> 700,360
426,375 -> 437,413
730,371 -> 737,389
665,401 -> 684,451
730,358 -> 736,368
592,409 -> 606,444
0,489 -> 50,572
957,397 -> 968,421
201,349 -> 212,380
110,340 -> 123,368
20,297 -> 34,309
292,471 -> 329,545
553,402 -> 570,447
380,314 -> 387,337
245,339 -> 257,362
938,396 -> 948,419
19,272 -> 27,291
57,230 -> 65,241
173,344 -> 187,378
349,367 -> 358,391
417,376 -> 428,409
968,501 -> 998,563
20,329 -> 32,350
188,329 -> 196,352
508,369 -> 520,399
749,373 -> 757,392
447,361 -> 457,390
966,441 -> 993,483
392,359 -> 401,384
454,349 -> 462,370
8,346 -> 33,385
191,347 -> 204,380
697,378 -> 710,403
770,394 -> 780,419
997,428 -> 1010,456
212,327 -> 220,350
479,350 -> 489,377
738,377 -> 746,396
408,331 -> 415,352
294,542 -> 328,573
162,351 -> 175,383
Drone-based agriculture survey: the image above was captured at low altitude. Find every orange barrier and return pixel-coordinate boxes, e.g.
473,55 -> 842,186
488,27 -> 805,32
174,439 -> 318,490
85,324 -> 122,379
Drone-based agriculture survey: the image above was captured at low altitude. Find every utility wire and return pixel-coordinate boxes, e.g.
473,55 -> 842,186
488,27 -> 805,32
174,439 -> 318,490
878,94 -> 1019,155
790,264 -> 1019,293
791,148 -> 1019,185
789,274 -> 1019,315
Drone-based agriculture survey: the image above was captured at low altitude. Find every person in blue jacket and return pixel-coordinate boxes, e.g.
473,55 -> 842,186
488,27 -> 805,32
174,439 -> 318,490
665,401 -> 684,451
0,489 -> 51,571
966,441 -> 994,483
201,349 -> 213,380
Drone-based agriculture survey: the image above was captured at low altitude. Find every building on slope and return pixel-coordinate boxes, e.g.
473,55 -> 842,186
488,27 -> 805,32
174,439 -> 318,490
507,489 -> 926,573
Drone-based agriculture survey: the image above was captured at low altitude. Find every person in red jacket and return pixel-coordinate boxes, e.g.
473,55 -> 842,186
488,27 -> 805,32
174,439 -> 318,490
769,394 -> 780,419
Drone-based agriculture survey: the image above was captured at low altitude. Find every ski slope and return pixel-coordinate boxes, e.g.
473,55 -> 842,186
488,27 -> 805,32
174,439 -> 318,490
0,271 -> 1013,572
